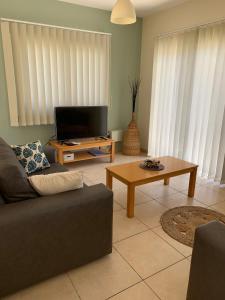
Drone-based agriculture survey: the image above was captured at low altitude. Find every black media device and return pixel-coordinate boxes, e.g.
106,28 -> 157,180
55,106 -> 108,141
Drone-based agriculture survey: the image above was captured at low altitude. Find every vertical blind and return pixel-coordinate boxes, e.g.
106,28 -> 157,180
1,20 -> 111,126
149,22 -> 225,181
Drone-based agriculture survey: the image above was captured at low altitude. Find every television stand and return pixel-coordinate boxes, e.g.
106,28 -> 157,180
49,138 -> 115,165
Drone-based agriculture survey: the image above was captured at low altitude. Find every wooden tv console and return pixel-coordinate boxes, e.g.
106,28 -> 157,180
49,139 -> 115,165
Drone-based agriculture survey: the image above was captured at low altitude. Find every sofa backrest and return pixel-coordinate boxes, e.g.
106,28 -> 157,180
0,137 -> 37,203
0,195 -> 5,205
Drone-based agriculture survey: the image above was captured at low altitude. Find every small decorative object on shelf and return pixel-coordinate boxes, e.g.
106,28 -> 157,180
123,78 -> 141,156
140,158 -> 165,171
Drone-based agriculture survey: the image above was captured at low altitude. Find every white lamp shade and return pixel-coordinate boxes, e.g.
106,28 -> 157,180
111,0 -> 136,25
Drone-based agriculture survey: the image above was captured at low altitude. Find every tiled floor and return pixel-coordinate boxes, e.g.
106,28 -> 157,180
4,153 -> 225,300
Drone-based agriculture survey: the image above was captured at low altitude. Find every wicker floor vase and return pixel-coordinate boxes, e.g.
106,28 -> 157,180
122,113 -> 140,156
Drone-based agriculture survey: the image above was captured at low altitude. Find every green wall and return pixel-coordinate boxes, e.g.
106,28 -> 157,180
0,0 -> 142,144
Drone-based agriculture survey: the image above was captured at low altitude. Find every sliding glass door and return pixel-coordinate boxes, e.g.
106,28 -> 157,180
149,22 -> 225,181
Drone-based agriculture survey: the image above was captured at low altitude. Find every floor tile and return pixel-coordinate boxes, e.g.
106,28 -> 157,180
138,180 -> 164,188
68,250 -> 141,300
134,201 -> 167,228
170,175 -> 190,192
210,201 -> 225,215
113,210 -> 148,243
156,192 -> 206,209
193,186 -> 225,206
4,274 -> 79,300
84,170 -> 105,182
187,256 -> 192,262
138,184 -> 178,200
113,188 -> 154,209
71,167 -> 102,176
205,183 -> 225,193
112,179 -> 127,190
68,160 -> 107,172
146,259 -> 190,300
114,230 -> 183,279
153,227 -> 192,257
196,176 -> 208,186
113,201 -> 124,212
109,282 -> 159,300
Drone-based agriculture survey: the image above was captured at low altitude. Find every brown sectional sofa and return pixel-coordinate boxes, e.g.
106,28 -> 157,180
0,138 -> 113,297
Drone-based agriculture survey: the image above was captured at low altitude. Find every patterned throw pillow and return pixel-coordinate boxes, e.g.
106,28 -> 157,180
11,140 -> 50,175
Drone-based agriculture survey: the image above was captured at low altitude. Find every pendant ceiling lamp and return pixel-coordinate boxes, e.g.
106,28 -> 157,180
111,0 -> 136,25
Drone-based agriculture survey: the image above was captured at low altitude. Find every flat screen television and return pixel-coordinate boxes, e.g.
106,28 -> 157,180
55,106 -> 108,141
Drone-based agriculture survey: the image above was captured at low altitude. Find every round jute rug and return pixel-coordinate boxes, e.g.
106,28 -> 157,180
160,206 -> 225,247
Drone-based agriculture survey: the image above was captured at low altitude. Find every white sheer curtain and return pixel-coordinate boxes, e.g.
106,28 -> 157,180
1,20 -> 111,126
149,22 -> 225,181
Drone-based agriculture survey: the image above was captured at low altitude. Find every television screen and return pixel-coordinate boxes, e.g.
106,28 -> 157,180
55,106 -> 108,141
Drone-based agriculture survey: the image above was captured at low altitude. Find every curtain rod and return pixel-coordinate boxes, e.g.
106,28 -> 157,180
156,17 -> 225,39
0,17 -> 112,36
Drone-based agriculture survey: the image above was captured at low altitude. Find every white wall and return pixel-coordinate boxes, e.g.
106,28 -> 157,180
138,0 -> 225,150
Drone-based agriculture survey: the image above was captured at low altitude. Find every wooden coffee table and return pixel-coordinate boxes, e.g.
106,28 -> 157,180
106,156 -> 198,218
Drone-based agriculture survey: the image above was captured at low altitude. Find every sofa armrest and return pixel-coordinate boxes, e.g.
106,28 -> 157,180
0,184 -> 113,297
43,145 -> 56,164
186,221 -> 225,300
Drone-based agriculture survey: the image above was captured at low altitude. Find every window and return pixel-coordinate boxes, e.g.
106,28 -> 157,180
149,22 -> 225,180
1,20 -> 111,126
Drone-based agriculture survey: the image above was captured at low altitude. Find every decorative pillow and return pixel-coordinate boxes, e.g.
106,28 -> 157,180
28,170 -> 83,196
11,140 -> 50,175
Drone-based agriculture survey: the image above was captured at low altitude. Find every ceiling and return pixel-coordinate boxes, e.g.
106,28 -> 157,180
58,0 -> 189,17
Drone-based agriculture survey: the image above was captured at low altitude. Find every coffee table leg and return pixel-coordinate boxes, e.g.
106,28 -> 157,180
164,178 -> 170,185
127,184 -> 135,218
106,170 -> 113,190
188,168 -> 197,197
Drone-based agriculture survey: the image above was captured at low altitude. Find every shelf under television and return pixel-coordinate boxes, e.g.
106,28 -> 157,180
49,138 -> 115,165
63,151 -> 111,163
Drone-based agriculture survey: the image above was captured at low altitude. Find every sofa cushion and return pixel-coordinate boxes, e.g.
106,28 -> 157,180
11,140 -> 50,174
28,170 -> 83,196
0,138 -> 37,203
